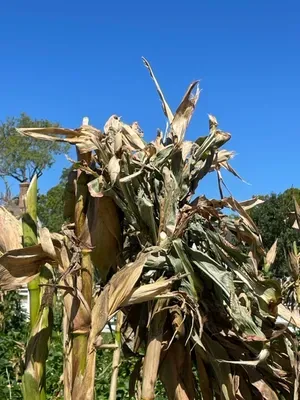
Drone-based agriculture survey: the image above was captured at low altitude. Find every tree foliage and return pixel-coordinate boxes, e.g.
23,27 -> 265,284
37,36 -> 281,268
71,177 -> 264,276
38,168 -> 70,233
0,113 -> 69,183
250,188 -> 300,277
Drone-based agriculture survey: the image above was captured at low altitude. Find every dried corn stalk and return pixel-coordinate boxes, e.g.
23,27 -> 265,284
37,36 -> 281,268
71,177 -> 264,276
0,59 -> 298,400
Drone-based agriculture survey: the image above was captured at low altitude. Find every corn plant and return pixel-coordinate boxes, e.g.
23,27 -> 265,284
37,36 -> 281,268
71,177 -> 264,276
0,59 -> 300,399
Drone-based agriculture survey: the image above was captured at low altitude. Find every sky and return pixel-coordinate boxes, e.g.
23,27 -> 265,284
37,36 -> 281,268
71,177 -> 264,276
0,0 -> 300,200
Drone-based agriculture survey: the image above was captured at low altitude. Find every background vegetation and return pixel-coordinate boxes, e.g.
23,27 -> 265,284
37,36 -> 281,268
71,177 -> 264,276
0,292 -> 167,399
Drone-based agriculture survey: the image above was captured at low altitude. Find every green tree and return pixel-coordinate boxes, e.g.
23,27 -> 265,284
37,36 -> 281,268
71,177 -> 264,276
250,188 -> 300,277
38,168 -> 70,233
0,113 -> 69,183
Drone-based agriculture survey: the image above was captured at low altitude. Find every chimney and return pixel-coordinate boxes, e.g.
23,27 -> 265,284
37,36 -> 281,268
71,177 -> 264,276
19,182 -> 30,213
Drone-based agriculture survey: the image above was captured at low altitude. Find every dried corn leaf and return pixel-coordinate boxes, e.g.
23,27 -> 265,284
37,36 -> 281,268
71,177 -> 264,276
239,197 -> 264,210
40,227 -> 57,259
17,123 -> 102,153
160,340 -> 195,400
202,334 -> 235,400
62,282 -> 91,334
158,167 -> 178,238
288,250 -> 299,280
0,245 -> 52,290
124,277 -> 175,306
114,129 -> 123,153
278,304 -> 300,328
181,141 -> 193,162
90,251 -> 150,344
142,57 -> 173,123
248,370 -> 279,400
108,155 -> 120,185
0,206 -> 22,253
121,123 -> 146,150
265,239 -> 278,272
171,81 -> 200,143
104,115 -> 122,134
217,344 -> 270,366
294,196 -> 300,231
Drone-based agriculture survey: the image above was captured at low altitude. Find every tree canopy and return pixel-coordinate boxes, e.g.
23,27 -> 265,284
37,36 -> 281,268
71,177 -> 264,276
0,113 -> 69,183
250,188 -> 300,277
38,167 -> 70,232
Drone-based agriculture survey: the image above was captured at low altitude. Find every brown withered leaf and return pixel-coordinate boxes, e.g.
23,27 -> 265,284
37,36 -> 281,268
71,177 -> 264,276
265,239 -> 278,267
160,340 -> 195,400
90,251 -> 150,346
293,196 -> 300,231
211,149 -> 235,167
61,281 -> 91,334
123,277 -> 177,306
0,229 -> 65,290
288,251 -> 299,280
278,304 -> 300,328
239,197 -> 264,211
17,123 -> 103,154
40,227 -> 57,259
0,206 -> 22,253
0,245 -> 52,290
121,123 -> 145,150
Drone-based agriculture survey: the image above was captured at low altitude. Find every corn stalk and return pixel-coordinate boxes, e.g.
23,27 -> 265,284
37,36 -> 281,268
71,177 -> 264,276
63,124 -> 94,400
22,178 -> 39,328
21,176 -> 54,400
141,300 -> 167,400
109,311 -> 124,400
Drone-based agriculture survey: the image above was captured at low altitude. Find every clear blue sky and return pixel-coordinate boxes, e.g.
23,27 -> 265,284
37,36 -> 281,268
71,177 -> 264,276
1,0 -> 299,200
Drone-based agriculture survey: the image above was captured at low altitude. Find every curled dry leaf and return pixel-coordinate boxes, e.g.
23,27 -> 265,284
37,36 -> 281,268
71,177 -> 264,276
171,81 -> 200,143
90,251 -> 151,345
17,123 -> 102,154
0,206 -> 22,253
121,123 -> 145,150
0,245 -> 52,290
288,250 -> 299,280
124,277 -> 177,306
217,344 -> 270,366
104,115 -> 122,134
114,130 -> 123,154
265,239 -> 278,271
160,340 -> 195,400
239,197 -> 264,211
108,155 -> 120,185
